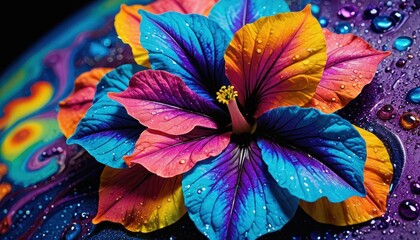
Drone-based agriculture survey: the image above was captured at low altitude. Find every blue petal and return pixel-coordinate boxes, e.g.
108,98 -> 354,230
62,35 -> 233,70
140,11 -> 230,102
257,106 -> 367,202
67,64 -> 146,168
182,142 -> 299,239
209,0 -> 290,38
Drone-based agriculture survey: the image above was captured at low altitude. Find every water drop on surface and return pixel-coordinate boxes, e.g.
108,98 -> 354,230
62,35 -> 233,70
334,22 -> 352,34
363,7 -> 379,20
371,16 -> 395,33
410,181 -> 420,194
406,87 -> 420,104
318,16 -> 328,27
396,58 -> 407,67
62,223 -> 82,240
337,5 -> 358,19
393,36 -> 413,51
377,104 -> 394,120
399,112 -> 420,130
398,199 -> 419,220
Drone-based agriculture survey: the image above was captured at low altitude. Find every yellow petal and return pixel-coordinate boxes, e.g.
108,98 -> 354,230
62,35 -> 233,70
300,126 -> 393,226
224,5 -> 327,117
92,165 -> 186,233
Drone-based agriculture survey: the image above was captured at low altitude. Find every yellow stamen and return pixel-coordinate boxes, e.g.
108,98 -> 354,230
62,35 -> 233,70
216,85 -> 238,105
216,85 -> 251,134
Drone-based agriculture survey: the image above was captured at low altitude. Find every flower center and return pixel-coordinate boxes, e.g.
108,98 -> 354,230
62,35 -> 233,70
217,86 -> 252,134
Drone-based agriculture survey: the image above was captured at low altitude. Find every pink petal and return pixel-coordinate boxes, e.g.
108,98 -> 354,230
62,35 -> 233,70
110,70 -> 224,135
125,128 -> 231,177
305,29 -> 391,113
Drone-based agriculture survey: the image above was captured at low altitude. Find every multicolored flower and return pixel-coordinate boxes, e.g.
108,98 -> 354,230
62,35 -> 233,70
58,0 -> 393,239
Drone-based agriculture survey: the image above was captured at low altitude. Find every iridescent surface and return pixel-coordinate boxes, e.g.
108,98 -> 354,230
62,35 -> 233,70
0,0 -> 419,239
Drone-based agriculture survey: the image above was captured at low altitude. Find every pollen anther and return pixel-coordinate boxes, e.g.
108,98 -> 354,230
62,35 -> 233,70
216,86 -> 238,104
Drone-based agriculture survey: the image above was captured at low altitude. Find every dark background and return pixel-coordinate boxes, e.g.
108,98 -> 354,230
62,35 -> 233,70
0,1 -> 95,76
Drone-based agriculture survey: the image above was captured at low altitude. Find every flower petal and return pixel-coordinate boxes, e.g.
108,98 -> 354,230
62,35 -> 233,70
115,4 -> 155,67
125,128 -> 231,177
58,68 -> 112,138
140,11 -> 230,102
67,65 -> 146,169
305,29 -> 391,113
257,106 -> 367,202
225,5 -> 327,118
209,0 -> 290,38
300,126 -> 393,226
109,70 -> 226,136
115,1 -> 217,67
92,165 -> 186,233
182,142 -> 299,239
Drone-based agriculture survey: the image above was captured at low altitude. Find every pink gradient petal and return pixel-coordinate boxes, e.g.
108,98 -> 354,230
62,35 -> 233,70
305,29 -> 391,113
110,70 -> 224,135
125,128 -> 231,178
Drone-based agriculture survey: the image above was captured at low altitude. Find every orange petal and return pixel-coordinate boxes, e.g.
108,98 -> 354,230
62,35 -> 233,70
92,165 -> 186,233
300,126 -> 393,226
57,68 -> 112,138
225,5 -> 327,117
305,29 -> 391,113
115,0 -> 217,67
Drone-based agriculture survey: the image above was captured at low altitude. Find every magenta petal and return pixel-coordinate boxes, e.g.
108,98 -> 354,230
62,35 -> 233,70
125,128 -> 231,177
110,70 -> 226,135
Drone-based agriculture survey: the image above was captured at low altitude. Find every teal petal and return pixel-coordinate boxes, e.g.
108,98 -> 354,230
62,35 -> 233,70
209,0 -> 290,38
183,142 -> 299,239
67,64 -> 146,168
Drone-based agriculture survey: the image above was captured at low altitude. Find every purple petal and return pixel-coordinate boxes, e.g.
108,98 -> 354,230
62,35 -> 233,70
140,11 -> 230,102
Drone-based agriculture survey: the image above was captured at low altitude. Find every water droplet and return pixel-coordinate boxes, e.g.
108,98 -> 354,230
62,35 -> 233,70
389,11 -> 404,24
407,87 -> 420,104
331,97 -> 337,102
396,58 -> 407,67
363,7 -> 379,20
334,22 -> 352,34
399,112 -> 420,130
318,16 -> 328,27
340,85 -> 345,89
256,48 -> 262,54
256,38 -> 262,44
410,181 -> 420,194
179,159 -> 186,164
393,36 -> 413,51
197,189 -> 202,194
377,104 -> 394,120
371,16 -> 395,33
337,5 -> 358,19
398,199 -> 419,220
303,60 -> 309,65
311,4 -> 321,17
62,222 -> 82,240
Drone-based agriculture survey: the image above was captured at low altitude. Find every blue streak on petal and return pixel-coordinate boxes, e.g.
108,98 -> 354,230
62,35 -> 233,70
257,106 -> 366,202
67,64 -> 146,168
140,11 -> 230,103
209,0 -> 290,38
182,142 -> 298,239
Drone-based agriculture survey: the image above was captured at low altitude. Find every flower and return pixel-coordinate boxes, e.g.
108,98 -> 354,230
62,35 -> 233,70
58,0 -> 392,239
